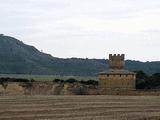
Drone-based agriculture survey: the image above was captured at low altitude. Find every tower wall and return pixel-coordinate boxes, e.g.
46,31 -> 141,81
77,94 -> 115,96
109,54 -> 125,69
99,74 -> 136,91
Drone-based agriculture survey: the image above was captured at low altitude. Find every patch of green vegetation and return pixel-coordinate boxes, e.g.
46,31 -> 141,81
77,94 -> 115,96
135,71 -> 160,89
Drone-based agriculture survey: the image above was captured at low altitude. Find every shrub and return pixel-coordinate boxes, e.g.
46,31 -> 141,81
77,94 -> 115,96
66,78 -> 77,83
80,80 -> 98,85
53,79 -> 64,83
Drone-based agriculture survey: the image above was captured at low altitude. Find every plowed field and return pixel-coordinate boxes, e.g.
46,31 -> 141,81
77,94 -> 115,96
0,95 -> 160,120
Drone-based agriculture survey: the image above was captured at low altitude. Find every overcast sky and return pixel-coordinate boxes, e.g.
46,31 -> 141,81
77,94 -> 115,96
0,0 -> 160,61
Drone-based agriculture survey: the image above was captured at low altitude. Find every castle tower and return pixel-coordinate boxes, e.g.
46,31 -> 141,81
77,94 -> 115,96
109,54 -> 125,69
99,54 -> 136,94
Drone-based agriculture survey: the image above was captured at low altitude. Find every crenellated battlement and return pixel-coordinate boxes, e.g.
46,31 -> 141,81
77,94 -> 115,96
109,54 -> 124,61
109,54 -> 125,69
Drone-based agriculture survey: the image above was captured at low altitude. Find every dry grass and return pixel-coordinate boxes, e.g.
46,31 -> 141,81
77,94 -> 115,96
0,95 -> 160,120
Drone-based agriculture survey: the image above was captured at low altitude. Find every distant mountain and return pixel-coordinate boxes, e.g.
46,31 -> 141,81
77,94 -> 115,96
0,34 -> 160,76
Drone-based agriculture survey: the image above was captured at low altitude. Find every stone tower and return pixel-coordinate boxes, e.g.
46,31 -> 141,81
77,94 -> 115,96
99,54 -> 136,94
109,54 -> 125,69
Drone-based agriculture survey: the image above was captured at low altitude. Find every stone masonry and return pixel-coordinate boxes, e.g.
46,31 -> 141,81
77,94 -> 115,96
99,54 -> 136,94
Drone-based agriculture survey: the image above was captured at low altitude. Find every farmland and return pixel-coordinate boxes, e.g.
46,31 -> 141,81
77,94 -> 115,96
0,95 -> 160,120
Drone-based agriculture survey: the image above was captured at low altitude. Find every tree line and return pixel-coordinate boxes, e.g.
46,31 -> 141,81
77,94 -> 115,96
0,71 -> 160,89
135,71 -> 160,89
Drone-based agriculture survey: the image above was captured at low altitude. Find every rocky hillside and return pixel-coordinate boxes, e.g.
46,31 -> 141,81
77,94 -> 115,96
0,34 -> 159,76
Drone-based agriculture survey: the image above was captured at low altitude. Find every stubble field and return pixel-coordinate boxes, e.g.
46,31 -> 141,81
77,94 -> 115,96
0,95 -> 160,120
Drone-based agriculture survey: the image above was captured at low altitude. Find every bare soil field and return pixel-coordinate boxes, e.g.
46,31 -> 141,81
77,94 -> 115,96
0,95 -> 160,120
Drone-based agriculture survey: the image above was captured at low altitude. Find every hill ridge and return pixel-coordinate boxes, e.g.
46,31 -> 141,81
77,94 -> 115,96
0,34 -> 160,76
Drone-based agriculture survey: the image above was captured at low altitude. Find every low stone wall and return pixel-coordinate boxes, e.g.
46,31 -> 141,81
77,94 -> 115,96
0,82 -> 24,95
0,82 -> 160,96
0,82 -> 98,95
